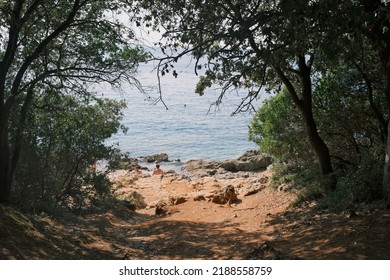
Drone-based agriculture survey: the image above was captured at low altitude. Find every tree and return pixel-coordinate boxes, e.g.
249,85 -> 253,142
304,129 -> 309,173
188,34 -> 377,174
358,0 -> 390,201
250,61 -> 385,172
249,88 -> 309,163
11,92 -> 127,211
0,0 -> 147,203
136,0 -> 337,184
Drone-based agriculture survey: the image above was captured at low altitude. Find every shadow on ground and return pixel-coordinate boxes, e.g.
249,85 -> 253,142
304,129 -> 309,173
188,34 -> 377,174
262,207 -> 390,259
122,218 -> 264,259
2,203 -> 390,260
1,204 -> 264,260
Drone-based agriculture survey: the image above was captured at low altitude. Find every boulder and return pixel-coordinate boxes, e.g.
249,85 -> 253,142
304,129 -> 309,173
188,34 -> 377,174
212,185 -> 238,205
142,153 -> 169,163
128,191 -> 147,209
193,195 -> 206,201
121,200 -> 136,211
220,153 -> 272,172
183,160 -> 220,172
237,150 -> 262,160
169,196 -> 186,205
117,191 -> 147,210
240,184 -> 266,196
155,204 -> 167,216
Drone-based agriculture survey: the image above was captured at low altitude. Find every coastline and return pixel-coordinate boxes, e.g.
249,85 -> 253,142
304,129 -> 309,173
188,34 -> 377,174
108,150 -> 271,177
109,150 -> 275,217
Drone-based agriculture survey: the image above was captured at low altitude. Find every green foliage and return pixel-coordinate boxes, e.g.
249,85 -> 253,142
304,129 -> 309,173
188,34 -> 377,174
11,93 -> 127,212
317,161 -> 383,211
313,62 -> 386,170
0,0 -> 148,204
107,152 -> 135,170
249,89 -> 312,164
250,60 -> 386,208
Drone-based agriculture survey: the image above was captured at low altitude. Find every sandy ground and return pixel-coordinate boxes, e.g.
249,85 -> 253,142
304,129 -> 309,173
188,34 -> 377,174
1,168 -> 390,259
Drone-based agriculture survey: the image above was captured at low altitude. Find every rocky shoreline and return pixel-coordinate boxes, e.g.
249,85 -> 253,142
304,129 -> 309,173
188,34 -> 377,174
109,150 -> 276,215
114,150 -> 272,176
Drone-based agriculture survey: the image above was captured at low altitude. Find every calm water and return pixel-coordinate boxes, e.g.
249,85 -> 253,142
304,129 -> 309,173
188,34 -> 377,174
104,60 -> 262,162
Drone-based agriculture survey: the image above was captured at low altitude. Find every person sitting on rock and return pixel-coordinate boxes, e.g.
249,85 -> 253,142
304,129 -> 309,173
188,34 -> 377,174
152,164 -> 164,175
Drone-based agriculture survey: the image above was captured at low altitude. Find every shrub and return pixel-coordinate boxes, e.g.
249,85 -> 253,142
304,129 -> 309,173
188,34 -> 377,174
317,160 -> 383,211
11,94 -> 126,213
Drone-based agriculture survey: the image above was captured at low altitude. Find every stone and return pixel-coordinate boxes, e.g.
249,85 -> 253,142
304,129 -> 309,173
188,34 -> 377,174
277,183 -> 292,192
259,176 -> 269,184
193,195 -> 206,201
212,185 -> 238,205
219,153 -> 272,172
142,153 -> 169,163
183,160 -> 220,172
169,196 -> 186,205
240,185 -> 266,196
237,150 -> 258,159
121,200 -> 136,211
128,191 -> 147,209
155,204 -> 167,216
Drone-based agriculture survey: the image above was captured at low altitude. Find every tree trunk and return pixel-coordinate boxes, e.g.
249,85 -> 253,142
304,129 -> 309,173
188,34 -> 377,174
297,94 -> 335,191
383,121 -> 390,204
274,56 -> 335,189
360,0 -> 390,203
0,126 -> 12,203
381,67 -> 390,205
301,105 -> 334,176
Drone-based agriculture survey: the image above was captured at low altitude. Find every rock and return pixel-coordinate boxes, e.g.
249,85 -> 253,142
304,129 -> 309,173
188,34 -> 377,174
217,151 -> 272,172
121,200 -> 136,211
142,153 -> 169,163
277,183 -> 292,192
237,150 -> 261,160
183,160 -> 220,172
169,196 -> 186,205
108,155 -> 139,170
155,204 -> 167,216
218,160 -> 236,172
191,169 -> 214,178
212,185 -> 238,205
126,191 -> 147,209
240,184 -> 266,196
259,176 -> 269,184
193,195 -> 206,201
183,152 -> 271,177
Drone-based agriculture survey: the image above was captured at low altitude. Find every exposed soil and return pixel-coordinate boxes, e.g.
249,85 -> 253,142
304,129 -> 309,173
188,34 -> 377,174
1,168 -> 390,260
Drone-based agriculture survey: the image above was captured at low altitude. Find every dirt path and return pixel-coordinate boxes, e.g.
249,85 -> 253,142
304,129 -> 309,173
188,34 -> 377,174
103,169 -> 390,259
1,168 -> 390,259
106,169 -> 292,259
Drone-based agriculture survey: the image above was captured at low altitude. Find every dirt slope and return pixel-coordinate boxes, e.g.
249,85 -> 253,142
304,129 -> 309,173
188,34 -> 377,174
1,169 -> 390,259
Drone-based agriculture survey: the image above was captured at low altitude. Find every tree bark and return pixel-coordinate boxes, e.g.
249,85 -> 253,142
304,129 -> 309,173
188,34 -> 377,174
381,66 -> 390,204
359,0 -> 390,202
0,125 -> 12,203
300,103 -> 334,177
383,121 -> 390,203
274,55 -> 335,188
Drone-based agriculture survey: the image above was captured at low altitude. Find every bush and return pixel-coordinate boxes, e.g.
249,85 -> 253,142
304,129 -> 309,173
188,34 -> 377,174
249,89 -> 312,163
317,160 -> 383,211
11,93 -> 126,213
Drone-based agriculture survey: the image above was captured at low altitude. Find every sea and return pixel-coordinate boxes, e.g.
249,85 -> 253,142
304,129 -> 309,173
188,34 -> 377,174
103,58 -> 264,168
